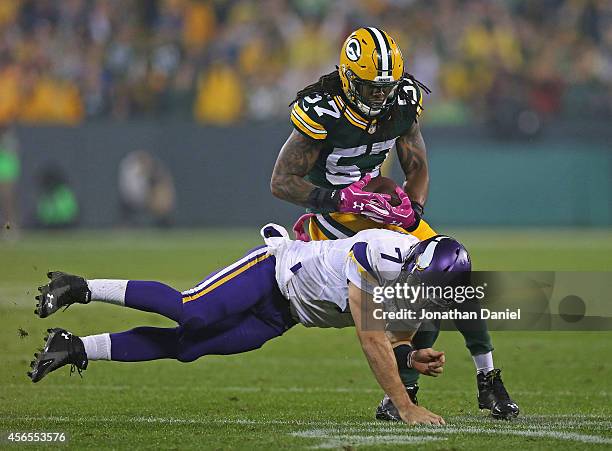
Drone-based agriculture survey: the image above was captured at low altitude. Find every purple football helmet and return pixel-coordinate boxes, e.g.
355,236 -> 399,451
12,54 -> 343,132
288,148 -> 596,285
403,235 -> 471,274
401,235 -> 471,308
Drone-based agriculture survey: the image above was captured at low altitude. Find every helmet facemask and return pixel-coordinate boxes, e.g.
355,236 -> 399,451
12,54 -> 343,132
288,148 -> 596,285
345,69 -> 399,117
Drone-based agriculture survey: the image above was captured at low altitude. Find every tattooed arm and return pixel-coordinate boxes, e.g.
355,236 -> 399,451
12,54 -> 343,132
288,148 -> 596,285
396,122 -> 429,207
270,130 -> 323,208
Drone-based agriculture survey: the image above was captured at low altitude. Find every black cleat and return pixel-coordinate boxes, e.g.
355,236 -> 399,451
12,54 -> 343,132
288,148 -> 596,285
477,369 -> 520,420
35,271 -> 91,318
375,384 -> 419,421
27,328 -> 88,383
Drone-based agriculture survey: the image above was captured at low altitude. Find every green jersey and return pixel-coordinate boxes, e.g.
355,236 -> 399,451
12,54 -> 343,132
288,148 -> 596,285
290,78 -> 423,189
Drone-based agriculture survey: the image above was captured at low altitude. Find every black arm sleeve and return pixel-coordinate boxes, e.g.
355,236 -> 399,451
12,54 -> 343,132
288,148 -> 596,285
306,187 -> 340,213
393,344 -> 415,371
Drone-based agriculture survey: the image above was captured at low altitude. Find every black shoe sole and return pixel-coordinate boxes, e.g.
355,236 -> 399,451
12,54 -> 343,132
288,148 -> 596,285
27,328 -> 67,383
34,284 -> 54,318
34,272 -> 81,318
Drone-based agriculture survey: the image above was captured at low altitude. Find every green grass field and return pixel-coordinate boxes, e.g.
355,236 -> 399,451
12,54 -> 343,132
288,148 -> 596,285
1,228 -> 611,449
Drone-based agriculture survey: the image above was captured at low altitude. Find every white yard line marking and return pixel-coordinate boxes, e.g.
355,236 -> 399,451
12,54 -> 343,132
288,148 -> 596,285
309,435 -> 446,448
3,414 -> 612,445
9,416 -> 612,447
293,426 -> 612,446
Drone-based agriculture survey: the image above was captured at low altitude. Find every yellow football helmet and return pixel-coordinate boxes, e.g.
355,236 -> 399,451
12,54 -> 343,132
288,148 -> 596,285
339,27 -> 404,117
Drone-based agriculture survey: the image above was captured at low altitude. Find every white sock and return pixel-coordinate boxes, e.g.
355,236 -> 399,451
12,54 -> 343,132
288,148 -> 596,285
81,333 -> 111,361
87,279 -> 129,305
473,351 -> 494,374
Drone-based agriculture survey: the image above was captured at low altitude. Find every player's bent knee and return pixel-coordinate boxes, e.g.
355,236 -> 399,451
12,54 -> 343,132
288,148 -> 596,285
176,350 -> 198,363
175,340 -> 201,362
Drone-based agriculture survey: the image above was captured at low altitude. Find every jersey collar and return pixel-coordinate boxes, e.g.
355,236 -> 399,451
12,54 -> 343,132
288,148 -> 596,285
333,95 -> 370,131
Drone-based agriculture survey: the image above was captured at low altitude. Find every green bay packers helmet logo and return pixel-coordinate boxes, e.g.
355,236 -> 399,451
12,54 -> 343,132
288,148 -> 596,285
345,37 -> 361,62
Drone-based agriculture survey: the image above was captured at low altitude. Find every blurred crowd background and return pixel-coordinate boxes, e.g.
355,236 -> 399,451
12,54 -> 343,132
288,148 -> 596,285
0,0 -> 610,126
1,0 -> 611,234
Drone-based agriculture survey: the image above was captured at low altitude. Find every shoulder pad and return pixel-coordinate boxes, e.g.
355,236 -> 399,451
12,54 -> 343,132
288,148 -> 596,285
346,241 -> 379,292
350,240 -> 404,285
350,241 -> 377,280
360,233 -> 419,283
290,92 -> 343,140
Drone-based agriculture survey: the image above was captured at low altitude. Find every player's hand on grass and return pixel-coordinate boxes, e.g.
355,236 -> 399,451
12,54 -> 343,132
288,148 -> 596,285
411,348 -> 445,377
400,404 -> 445,426
337,174 -> 391,214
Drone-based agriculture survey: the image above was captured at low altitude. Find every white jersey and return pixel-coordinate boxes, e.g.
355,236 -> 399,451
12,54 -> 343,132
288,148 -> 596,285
260,224 -> 420,328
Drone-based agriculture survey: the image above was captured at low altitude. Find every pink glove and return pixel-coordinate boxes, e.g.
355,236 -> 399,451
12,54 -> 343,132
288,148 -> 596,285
337,174 -> 391,214
293,213 -> 315,242
361,187 -> 415,229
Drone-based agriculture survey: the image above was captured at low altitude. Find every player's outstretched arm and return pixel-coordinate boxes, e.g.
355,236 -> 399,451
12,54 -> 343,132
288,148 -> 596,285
270,130 -> 323,208
348,282 -> 445,426
396,122 -> 429,210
